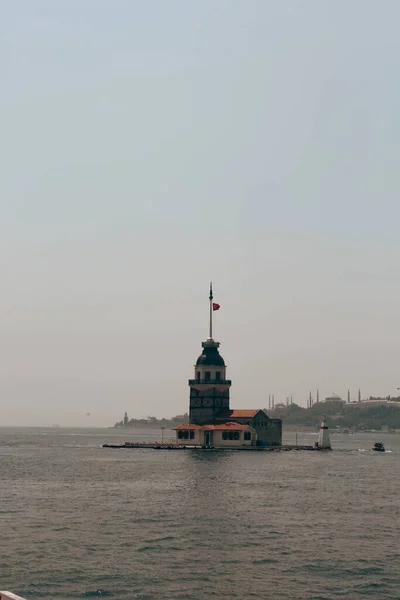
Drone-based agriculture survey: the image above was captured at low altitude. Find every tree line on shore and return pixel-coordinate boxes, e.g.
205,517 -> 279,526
267,399 -> 400,430
114,400 -> 400,431
114,413 -> 189,429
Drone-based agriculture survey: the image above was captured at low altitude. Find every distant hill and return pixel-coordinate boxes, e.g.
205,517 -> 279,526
114,413 -> 189,429
113,401 -> 400,431
265,400 -> 400,431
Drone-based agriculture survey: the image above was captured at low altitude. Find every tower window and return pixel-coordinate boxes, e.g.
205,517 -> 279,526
196,372 -> 200,382
204,371 -> 211,380
215,372 -> 221,381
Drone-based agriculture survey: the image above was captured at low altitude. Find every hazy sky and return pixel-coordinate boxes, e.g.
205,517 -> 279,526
1,1 -> 400,426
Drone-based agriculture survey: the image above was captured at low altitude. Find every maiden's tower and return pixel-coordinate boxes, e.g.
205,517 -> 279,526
175,284 -> 282,447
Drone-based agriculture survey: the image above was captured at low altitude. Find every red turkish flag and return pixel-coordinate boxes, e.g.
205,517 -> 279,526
212,303 -> 220,311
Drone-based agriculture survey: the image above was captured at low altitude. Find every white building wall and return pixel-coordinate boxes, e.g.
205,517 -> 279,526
194,365 -> 227,381
175,430 -> 202,445
211,431 -> 252,446
176,428 -> 255,446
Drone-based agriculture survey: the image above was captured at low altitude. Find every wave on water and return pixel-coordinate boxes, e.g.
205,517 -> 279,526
1,427 -> 399,600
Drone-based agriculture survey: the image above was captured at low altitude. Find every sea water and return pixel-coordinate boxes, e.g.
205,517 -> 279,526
0,427 -> 399,600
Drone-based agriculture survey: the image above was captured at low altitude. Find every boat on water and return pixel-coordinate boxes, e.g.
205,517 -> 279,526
372,442 -> 385,452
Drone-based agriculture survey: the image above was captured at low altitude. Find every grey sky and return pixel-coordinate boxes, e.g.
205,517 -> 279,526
1,1 -> 400,426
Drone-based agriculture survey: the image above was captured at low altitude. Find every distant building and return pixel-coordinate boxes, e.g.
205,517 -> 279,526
352,397 -> 400,406
325,394 -> 343,403
174,284 -> 282,447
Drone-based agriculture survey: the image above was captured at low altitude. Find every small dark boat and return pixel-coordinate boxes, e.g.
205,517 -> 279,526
372,442 -> 385,452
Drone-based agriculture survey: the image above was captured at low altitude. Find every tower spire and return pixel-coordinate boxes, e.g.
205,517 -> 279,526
209,282 -> 213,339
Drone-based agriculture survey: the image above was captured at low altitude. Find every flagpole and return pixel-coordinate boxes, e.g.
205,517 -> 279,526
209,282 -> 213,339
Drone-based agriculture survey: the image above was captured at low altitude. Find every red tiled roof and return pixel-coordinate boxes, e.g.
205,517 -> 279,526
217,409 -> 260,419
174,421 -> 253,431
207,422 -> 251,431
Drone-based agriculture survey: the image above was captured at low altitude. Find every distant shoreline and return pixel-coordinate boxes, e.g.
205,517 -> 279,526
115,399 -> 400,432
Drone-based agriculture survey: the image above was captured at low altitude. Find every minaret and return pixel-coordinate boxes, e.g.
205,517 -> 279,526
358,389 -> 361,403
309,391 -> 312,408
317,415 -> 332,449
268,395 -> 271,410
188,283 -> 231,425
347,389 -> 350,403
316,389 -> 319,403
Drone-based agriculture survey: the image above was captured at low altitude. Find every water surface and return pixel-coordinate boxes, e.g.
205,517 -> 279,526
1,427 -> 399,599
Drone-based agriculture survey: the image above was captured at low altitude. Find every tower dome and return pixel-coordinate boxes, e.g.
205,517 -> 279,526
196,341 -> 225,367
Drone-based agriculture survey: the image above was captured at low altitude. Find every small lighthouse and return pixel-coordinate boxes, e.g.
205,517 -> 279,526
316,416 -> 331,450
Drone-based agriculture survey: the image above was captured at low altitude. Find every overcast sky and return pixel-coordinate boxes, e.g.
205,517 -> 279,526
1,0 -> 400,426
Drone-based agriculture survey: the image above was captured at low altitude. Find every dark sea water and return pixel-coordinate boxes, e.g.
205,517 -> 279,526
0,427 -> 399,600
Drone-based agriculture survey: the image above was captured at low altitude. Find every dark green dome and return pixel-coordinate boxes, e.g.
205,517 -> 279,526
196,344 -> 225,367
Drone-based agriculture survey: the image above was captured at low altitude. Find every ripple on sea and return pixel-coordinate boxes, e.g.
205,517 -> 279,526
2,429 -> 400,600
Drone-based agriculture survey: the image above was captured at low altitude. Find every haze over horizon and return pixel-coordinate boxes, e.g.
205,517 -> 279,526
1,1 -> 400,426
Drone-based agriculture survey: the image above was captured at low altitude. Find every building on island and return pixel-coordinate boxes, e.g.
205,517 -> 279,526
174,284 -> 282,447
316,417 -> 331,449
